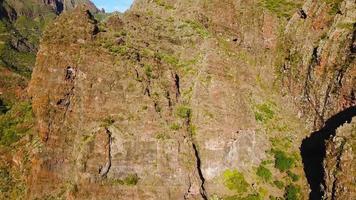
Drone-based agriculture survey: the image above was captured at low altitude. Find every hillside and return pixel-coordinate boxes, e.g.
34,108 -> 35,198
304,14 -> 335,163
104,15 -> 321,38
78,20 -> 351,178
0,0 -> 355,200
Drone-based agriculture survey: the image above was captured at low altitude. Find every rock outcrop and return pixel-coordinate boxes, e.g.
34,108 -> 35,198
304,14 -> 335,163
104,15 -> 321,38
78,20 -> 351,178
324,117 -> 355,200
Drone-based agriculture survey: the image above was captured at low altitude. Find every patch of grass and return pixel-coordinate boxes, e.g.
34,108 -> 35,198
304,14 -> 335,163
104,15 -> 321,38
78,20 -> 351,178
273,180 -> 284,189
170,123 -> 181,130
254,102 -> 275,123
337,22 -> 355,31
176,105 -> 191,119
323,0 -> 343,15
101,116 -> 115,128
155,132 -> 170,140
153,0 -> 175,10
273,150 -> 295,172
224,193 -> 262,200
144,64 -> 153,79
184,20 -> 209,38
109,173 -> 139,186
287,171 -> 300,182
223,169 -> 249,194
256,165 -> 272,182
284,184 -> 301,200
259,0 -> 302,19
0,102 -> 34,146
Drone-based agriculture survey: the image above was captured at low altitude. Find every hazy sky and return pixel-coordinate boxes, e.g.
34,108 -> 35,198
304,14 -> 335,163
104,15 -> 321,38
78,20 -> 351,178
91,0 -> 133,12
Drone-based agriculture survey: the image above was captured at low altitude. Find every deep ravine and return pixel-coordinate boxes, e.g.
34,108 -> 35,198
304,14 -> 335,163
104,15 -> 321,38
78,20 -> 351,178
300,106 -> 356,200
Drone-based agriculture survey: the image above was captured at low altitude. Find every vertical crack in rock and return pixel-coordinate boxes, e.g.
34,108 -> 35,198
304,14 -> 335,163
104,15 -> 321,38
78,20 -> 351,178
183,181 -> 192,200
173,72 -> 180,99
192,143 -> 208,200
300,106 -> 356,200
99,128 -> 112,177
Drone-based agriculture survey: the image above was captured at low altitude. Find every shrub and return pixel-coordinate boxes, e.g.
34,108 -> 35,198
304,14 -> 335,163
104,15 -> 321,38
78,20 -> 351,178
287,171 -> 300,182
284,184 -> 300,200
0,102 -> 34,146
273,180 -> 284,189
223,169 -> 249,194
273,150 -> 294,172
176,105 -> 191,119
256,165 -> 272,182
170,123 -> 181,130
259,0 -> 301,19
123,173 -> 139,185
144,65 -> 153,79
101,116 -> 115,127
254,103 -> 275,123
185,20 -> 209,38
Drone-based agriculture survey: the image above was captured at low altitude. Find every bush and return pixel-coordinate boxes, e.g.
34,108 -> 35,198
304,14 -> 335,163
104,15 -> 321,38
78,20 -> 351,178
273,180 -> 284,189
176,105 -> 191,119
170,123 -> 181,130
256,165 -> 272,182
259,0 -> 301,19
284,184 -> 300,200
123,173 -> 139,185
273,150 -> 294,172
0,102 -> 34,146
287,171 -> 300,182
254,103 -> 275,123
223,169 -> 249,194
144,65 -> 153,79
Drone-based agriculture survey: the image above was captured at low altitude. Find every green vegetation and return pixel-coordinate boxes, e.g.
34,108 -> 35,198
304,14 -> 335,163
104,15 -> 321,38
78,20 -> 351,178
0,167 -> 12,194
184,20 -> 209,38
323,0 -> 343,15
223,169 -> 249,194
144,64 -> 153,79
0,166 -> 26,199
224,193 -> 262,200
155,132 -> 170,140
337,22 -> 355,31
259,0 -> 301,19
256,165 -> 272,182
109,173 -> 139,186
0,102 -> 34,146
176,105 -> 191,119
254,102 -> 275,123
284,184 -> 301,200
273,180 -> 284,189
153,0 -> 175,10
101,116 -> 115,127
287,171 -> 300,182
170,123 -> 181,130
273,150 -> 295,172
155,52 -> 181,69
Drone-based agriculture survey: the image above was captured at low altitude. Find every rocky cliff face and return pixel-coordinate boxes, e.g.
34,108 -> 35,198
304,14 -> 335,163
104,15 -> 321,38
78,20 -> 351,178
1,0 -> 355,200
324,116 -> 355,200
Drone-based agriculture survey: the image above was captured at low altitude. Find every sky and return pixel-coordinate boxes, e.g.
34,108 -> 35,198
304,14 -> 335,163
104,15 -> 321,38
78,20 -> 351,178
91,0 -> 134,13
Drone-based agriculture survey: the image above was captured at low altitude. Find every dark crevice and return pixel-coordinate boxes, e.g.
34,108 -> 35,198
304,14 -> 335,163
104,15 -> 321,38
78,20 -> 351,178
192,143 -> 208,200
300,106 -> 356,200
174,73 -> 180,99
0,99 -> 9,114
99,128 -> 112,177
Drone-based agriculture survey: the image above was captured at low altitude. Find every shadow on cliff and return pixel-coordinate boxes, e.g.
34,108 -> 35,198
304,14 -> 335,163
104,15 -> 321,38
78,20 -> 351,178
300,106 -> 356,200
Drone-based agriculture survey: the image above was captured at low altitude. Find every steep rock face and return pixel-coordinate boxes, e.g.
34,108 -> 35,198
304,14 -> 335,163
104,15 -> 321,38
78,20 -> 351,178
28,1 -> 306,199
20,0 -> 356,200
324,117 -> 355,200
280,0 -> 356,129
